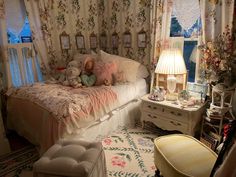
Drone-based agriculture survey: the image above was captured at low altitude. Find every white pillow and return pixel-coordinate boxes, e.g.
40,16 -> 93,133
136,64 -> 149,79
100,50 -> 120,65
73,52 -> 98,65
100,50 -> 140,82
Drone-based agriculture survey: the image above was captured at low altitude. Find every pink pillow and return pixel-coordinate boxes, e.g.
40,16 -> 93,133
93,61 -> 118,86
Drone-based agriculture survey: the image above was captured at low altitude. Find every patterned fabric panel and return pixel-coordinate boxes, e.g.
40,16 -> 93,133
154,134 -> 217,177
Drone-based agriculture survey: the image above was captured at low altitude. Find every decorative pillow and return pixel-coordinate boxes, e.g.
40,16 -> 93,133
99,50 -> 120,65
99,50 -> 141,83
136,64 -> 149,79
119,60 -> 140,82
93,61 -> 118,86
73,52 -> 98,66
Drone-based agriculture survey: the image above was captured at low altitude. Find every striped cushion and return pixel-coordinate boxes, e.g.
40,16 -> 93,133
154,134 -> 217,177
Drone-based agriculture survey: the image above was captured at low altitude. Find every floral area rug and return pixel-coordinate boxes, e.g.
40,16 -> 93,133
101,125 -> 169,177
0,145 -> 39,177
1,124 -> 170,177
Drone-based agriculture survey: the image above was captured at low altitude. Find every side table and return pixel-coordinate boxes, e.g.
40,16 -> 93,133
140,94 -> 206,136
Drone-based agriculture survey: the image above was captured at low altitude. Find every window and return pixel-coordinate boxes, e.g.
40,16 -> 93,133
170,1 -> 201,82
7,17 -> 32,44
5,0 -> 43,87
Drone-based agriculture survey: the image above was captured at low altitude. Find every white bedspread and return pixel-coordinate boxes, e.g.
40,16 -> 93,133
112,78 -> 148,106
7,79 -> 148,153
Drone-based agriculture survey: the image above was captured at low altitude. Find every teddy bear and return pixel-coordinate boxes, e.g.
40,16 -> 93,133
62,60 -> 82,88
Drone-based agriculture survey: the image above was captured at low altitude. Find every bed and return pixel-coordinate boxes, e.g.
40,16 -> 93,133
7,78 -> 148,153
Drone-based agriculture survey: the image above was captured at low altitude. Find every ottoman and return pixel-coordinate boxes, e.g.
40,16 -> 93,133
33,140 -> 106,177
154,134 -> 217,177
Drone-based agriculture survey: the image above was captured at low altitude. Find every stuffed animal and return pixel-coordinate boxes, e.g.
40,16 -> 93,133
80,57 -> 96,87
63,60 -> 82,88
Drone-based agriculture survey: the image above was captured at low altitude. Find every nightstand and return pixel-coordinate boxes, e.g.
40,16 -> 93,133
141,94 -> 206,136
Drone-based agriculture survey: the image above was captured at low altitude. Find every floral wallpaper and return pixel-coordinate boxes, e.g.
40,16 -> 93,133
35,0 -> 152,71
0,0 -> 4,18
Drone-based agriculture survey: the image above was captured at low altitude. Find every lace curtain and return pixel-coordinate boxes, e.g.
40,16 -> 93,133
172,0 -> 200,31
5,0 -> 26,37
8,47 -> 43,88
9,49 -> 22,87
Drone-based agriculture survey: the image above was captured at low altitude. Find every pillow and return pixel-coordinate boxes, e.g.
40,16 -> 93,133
136,64 -> 149,79
73,52 -> 98,66
119,60 -> 140,82
93,61 -> 118,86
99,50 -> 140,82
99,50 -> 121,65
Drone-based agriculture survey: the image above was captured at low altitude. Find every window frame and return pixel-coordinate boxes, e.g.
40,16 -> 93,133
169,15 -> 201,83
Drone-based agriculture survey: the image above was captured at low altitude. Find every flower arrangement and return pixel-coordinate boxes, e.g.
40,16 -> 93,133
198,26 -> 234,86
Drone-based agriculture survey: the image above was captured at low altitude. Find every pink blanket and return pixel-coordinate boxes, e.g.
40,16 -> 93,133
9,83 -> 118,152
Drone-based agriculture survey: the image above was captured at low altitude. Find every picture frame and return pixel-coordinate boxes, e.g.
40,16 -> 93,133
123,31 -> 132,48
137,29 -> 146,48
100,32 -> 107,49
90,32 -> 97,49
60,31 -> 70,50
187,82 -> 208,102
75,32 -> 85,49
111,31 -> 119,49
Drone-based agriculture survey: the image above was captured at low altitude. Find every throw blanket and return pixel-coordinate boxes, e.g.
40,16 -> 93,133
10,83 -> 118,134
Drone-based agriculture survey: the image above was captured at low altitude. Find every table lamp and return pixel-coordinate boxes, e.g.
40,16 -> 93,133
155,48 -> 187,100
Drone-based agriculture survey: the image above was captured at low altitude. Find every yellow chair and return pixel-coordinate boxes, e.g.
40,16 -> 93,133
154,120 -> 236,177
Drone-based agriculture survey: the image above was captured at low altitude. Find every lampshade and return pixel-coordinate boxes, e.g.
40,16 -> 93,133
155,49 -> 187,74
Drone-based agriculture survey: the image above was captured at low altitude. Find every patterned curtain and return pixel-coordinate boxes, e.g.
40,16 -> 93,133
24,0 -> 51,78
149,0 -> 173,91
200,0 -> 235,42
233,3 -> 236,82
199,0 -> 235,83
0,0 -> 4,18
149,0 -> 172,70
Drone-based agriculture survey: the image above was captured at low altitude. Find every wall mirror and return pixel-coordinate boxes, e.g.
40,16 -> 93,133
75,32 -> 85,49
60,31 -> 70,50
123,31 -> 132,48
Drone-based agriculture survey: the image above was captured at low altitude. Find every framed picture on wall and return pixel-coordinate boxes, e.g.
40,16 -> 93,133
60,31 -> 70,50
75,32 -> 85,49
138,29 -> 146,48
90,32 -> 97,49
123,31 -> 132,48
111,32 -> 119,49
100,32 -> 107,49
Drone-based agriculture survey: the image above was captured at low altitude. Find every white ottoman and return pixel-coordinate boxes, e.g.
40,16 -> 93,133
33,140 -> 106,177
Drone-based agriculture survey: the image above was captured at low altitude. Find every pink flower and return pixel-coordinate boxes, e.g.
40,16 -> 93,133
111,156 -> 126,168
103,138 -> 112,145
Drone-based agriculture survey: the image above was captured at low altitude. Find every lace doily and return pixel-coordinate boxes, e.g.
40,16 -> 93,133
172,0 -> 200,31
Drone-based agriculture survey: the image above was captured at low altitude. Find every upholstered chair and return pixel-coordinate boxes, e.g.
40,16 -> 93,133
154,120 -> 236,177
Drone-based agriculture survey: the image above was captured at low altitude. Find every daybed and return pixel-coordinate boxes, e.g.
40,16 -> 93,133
7,51 -> 149,153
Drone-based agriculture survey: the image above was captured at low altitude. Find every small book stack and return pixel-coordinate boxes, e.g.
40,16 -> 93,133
200,108 -> 226,151
206,108 -> 223,119
204,109 -> 224,125
200,132 -> 220,150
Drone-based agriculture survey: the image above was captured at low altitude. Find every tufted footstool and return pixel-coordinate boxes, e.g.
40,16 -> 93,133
33,140 -> 106,177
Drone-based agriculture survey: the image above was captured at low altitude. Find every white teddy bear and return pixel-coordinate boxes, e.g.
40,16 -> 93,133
62,60 -> 82,88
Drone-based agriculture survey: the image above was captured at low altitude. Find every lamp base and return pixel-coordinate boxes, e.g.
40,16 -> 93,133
166,93 -> 178,101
